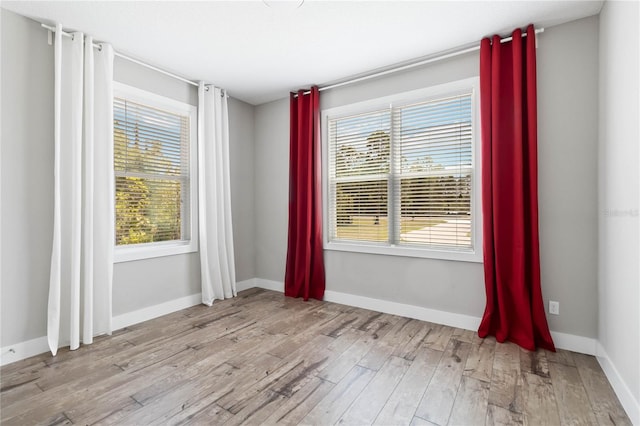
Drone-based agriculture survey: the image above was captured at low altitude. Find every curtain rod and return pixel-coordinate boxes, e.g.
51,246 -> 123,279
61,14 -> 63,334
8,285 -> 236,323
41,23 -> 200,88
295,27 -> 544,97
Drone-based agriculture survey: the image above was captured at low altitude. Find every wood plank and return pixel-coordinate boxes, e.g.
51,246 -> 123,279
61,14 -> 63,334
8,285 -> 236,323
220,325 -> 332,424
42,340 -> 137,384
84,316 -> 287,424
485,403 -> 523,425
0,356 -> 48,377
325,328 -> 365,355
0,290 -> 630,426
320,313 -> 360,339
174,403 -> 234,425
70,358 -> 224,426
409,415 -> 438,426
354,310 -> 385,332
217,336 -> 334,414
451,328 -> 477,344
374,347 -> 442,426
464,336 -> 495,383
1,363 -> 127,424
424,324 -> 455,352
90,396 -> 143,426
0,357 -> 49,393
222,389 -> 287,426
147,376 -> 258,424
393,321 -> 437,361
414,338 -> 472,425
488,341 -> 522,414
548,361 -> 598,425
573,353 -> 632,426
121,353 -> 283,425
545,348 -> 576,367
448,376 -> 489,426
520,348 -> 550,379
3,411 -> 72,426
267,313 -> 346,359
300,365 -> 375,425
338,355 -> 411,424
358,317 -> 418,371
262,307 -> 335,337
318,330 -> 390,384
520,371 -> 561,425
0,380 -> 43,408
261,376 -> 334,425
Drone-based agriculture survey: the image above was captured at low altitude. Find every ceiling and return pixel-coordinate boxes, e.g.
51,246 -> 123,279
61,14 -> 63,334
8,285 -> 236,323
2,1 -> 603,105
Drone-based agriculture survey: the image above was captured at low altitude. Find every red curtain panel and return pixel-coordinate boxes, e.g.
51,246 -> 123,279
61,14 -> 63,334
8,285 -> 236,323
284,87 -> 326,300
478,25 -> 555,352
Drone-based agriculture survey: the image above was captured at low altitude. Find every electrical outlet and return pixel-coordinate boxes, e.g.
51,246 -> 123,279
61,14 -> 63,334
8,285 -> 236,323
549,300 -> 560,315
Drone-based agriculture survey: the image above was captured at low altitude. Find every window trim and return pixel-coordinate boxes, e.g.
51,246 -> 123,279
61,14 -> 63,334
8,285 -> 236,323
321,77 -> 482,263
113,82 -> 199,263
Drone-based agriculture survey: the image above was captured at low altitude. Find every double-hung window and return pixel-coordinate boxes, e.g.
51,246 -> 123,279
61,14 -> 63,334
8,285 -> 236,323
113,83 -> 198,262
323,78 -> 481,262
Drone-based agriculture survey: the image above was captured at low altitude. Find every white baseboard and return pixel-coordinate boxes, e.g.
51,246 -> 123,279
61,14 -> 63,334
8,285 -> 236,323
3,277 -> 635,423
250,280 -> 638,419
0,336 -> 49,367
324,289 -> 481,331
596,342 -> 640,425
255,278 -> 284,292
113,278 -> 257,330
112,279 -> 257,331
550,331 -> 597,356
112,293 -> 203,331
236,278 -> 258,292
250,279 -> 598,356
1,280 -> 258,366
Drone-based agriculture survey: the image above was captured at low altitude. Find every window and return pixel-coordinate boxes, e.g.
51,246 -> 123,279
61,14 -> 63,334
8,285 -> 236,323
323,78 -> 481,262
113,83 -> 198,262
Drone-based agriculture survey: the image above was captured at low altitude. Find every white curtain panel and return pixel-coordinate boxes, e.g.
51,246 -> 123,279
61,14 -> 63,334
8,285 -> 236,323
48,25 -> 114,355
198,83 -> 236,305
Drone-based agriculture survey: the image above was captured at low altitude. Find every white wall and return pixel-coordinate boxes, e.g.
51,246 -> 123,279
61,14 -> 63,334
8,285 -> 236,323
598,0 -> 640,420
0,10 -> 256,347
254,16 -> 600,339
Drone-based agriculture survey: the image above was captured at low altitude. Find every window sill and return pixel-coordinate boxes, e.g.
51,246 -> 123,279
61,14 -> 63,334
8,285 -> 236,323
114,240 -> 198,263
324,240 -> 482,263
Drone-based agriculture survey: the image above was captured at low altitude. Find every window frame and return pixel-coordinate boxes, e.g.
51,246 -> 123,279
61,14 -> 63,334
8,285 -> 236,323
113,82 -> 198,263
321,77 -> 482,263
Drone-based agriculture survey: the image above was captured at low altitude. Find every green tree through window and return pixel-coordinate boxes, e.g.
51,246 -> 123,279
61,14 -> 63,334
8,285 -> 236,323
114,97 -> 190,246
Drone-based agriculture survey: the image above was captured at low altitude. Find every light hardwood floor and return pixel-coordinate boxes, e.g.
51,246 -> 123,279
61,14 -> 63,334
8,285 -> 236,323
0,288 -> 631,425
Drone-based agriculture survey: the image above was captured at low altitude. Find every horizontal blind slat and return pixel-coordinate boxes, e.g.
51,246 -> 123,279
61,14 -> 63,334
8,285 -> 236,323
329,91 -> 474,250
115,96 -> 191,246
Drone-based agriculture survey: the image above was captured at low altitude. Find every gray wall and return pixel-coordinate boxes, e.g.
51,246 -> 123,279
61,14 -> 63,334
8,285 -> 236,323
111,56 -> 201,316
537,16 -> 599,337
1,9 -> 54,346
0,9 -> 255,346
598,0 -> 639,408
255,99 -> 290,281
228,98 -> 256,282
0,9 -> 605,349
111,59 -> 256,315
254,16 -> 600,338
321,51 -> 485,318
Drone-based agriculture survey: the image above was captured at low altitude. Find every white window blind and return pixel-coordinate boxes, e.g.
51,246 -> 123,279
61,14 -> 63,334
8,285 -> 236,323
327,89 -> 475,253
328,110 -> 391,242
114,97 -> 191,246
